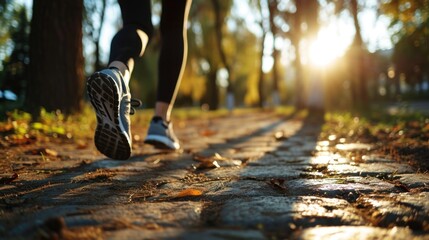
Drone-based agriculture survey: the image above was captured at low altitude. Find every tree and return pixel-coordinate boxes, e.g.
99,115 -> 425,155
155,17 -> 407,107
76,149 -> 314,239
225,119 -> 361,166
330,0 -> 368,107
392,26 -> 429,95
276,0 -> 319,109
211,0 -> 234,110
0,0 -> 14,52
349,0 -> 368,106
381,0 -> 429,97
84,0 -> 107,72
188,0 -> 223,110
1,5 -> 30,100
267,0 -> 281,106
26,0 -> 84,114
256,0 -> 268,108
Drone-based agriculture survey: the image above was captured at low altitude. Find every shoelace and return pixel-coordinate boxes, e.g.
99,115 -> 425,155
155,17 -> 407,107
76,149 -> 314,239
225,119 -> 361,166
127,98 -> 142,115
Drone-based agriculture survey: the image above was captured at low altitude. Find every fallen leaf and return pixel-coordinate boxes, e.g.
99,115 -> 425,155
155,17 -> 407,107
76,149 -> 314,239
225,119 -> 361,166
193,154 -> 220,169
175,189 -> 203,198
213,153 -> 228,161
268,178 -> 287,192
214,153 -> 242,166
274,131 -> 288,141
214,153 -> 242,164
133,134 -> 141,142
193,154 -> 210,162
195,160 -> 220,169
25,148 -> 58,157
0,173 -> 18,184
75,140 -> 88,149
45,148 -> 58,157
7,135 -> 37,146
193,153 -> 241,168
0,123 -> 13,132
199,129 -> 217,137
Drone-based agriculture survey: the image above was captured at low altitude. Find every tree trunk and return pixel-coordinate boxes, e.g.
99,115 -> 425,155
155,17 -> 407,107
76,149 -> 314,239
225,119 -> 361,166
393,75 -> 401,96
211,0 -> 234,109
257,1 -> 266,108
94,0 -> 106,71
203,70 -> 219,110
350,0 -> 367,108
26,0 -> 84,115
293,43 -> 305,109
257,31 -> 266,108
293,0 -> 305,109
268,0 -> 281,106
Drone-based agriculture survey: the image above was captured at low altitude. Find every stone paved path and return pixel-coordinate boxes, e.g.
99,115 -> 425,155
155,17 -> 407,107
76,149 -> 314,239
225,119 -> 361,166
1,112 -> 428,239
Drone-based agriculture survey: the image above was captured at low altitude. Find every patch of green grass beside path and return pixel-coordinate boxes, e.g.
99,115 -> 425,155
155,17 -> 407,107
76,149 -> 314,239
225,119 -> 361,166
1,104 -> 428,170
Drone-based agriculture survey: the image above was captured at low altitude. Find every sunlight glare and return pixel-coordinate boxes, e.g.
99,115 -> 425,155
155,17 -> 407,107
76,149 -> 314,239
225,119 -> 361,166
308,25 -> 350,67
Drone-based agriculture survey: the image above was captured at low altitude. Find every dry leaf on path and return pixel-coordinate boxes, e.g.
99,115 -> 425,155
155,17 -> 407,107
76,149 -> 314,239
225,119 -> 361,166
199,129 -> 217,137
25,148 -> 58,157
193,154 -> 221,169
175,189 -> 203,198
7,135 -> 37,146
268,178 -> 287,192
274,131 -> 288,141
193,153 -> 242,169
75,140 -> 89,149
194,160 -> 220,169
193,154 -> 212,162
213,153 -> 242,166
213,153 -> 228,161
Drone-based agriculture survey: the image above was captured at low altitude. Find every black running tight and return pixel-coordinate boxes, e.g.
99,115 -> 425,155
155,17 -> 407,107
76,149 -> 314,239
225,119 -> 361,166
109,0 -> 191,104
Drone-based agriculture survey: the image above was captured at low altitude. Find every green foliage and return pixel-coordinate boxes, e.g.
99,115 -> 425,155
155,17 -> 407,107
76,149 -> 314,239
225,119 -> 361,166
322,107 -> 428,142
381,0 -> 429,91
1,4 -> 30,100
0,104 -> 292,142
381,0 -> 429,37
0,106 -> 97,140
0,1 -> 29,68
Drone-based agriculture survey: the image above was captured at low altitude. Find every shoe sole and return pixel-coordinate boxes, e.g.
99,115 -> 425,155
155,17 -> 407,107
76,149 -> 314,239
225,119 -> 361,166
87,72 -> 131,160
144,135 -> 180,150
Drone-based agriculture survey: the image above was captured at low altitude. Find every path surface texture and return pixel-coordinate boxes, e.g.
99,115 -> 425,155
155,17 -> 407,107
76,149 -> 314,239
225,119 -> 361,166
1,112 -> 428,239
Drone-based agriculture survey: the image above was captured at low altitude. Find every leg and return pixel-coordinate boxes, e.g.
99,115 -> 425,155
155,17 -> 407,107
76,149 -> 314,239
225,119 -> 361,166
87,0 -> 152,159
155,0 -> 192,122
144,0 -> 192,150
109,0 -> 154,84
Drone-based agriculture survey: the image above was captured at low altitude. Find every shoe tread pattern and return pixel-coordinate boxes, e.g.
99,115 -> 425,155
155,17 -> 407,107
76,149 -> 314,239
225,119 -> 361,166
87,72 -> 131,160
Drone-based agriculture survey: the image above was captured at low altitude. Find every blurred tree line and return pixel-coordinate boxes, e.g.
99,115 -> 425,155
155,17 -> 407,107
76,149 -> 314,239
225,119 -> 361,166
0,0 -> 428,115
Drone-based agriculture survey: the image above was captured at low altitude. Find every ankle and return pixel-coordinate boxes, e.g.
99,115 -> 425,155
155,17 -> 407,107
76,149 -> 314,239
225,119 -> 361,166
154,102 -> 171,122
109,61 -> 131,85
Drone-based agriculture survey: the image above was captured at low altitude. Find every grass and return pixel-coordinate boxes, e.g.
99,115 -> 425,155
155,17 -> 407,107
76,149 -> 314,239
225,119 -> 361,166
321,108 -> 429,141
0,104 -> 295,144
0,105 -> 97,141
2,103 -> 427,152
320,107 -> 429,171
1,103 -> 428,172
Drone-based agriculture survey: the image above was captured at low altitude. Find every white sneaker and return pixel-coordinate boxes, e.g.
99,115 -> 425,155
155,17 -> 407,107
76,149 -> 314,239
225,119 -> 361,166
144,116 -> 180,150
87,68 -> 141,159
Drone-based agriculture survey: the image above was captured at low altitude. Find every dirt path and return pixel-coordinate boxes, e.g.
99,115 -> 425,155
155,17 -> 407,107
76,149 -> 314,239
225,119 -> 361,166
1,112 -> 428,239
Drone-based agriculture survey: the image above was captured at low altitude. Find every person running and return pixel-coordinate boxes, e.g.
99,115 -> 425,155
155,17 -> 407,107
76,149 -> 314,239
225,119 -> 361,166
87,0 -> 192,160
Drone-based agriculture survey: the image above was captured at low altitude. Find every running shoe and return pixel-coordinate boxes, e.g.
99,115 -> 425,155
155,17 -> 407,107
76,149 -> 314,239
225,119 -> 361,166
144,116 -> 180,150
87,68 -> 141,160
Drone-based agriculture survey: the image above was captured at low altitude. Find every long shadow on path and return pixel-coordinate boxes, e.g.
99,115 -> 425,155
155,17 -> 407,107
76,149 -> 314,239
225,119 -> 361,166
2,110 -> 330,239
